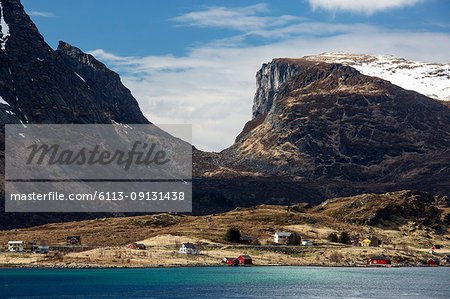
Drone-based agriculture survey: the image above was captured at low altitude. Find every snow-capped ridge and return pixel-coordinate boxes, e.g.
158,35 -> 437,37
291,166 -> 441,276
304,53 -> 450,101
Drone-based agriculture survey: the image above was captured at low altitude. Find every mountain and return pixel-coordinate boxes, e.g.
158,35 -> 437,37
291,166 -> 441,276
0,0 -> 448,228
0,0 -> 151,229
193,58 -> 449,211
0,0 -> 148,126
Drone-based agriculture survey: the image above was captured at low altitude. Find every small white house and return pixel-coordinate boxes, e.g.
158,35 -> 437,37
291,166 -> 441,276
178,243 -> 200,255
8,241 -> 24,252
274,232 -> 291,244
302,240 -> 314,246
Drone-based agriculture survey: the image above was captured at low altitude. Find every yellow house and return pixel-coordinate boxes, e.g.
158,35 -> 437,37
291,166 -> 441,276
360,238 -> 371,247
8,241 -> 24,252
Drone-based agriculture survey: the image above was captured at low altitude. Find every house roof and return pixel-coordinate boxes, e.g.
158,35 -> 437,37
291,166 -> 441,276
182,243 -> 196,249
275,232 -> 291,237
239,255 -> 252,259
8,241 -> 23,244
240,237 -> 252,240
132,243 -> 145,247
370,256 -> 390,260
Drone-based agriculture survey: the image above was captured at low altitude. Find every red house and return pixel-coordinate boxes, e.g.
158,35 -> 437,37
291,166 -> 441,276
128,243 -> 146,250
367,256 -> 391,265
237,255 -> 253,264
223,257 -> 239,265
428,258 -> 440,265
66,236 -> 81,245
240,237 -> 252,245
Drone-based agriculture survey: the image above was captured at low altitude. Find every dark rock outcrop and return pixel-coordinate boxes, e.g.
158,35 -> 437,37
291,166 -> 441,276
56,41 -> 149,124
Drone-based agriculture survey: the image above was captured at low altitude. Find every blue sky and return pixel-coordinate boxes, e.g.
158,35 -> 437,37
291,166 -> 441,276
21,0 -> 450,151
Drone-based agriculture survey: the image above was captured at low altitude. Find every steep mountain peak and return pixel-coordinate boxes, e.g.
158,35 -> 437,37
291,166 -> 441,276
57,41 -> 107,71
0,0 -> 149,125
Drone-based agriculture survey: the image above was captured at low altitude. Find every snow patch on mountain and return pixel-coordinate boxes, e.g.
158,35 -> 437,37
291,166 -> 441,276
304,53 -> 450,101
74,72 -> 86,83
0,2 -> 10,51
0,95 -> 9,105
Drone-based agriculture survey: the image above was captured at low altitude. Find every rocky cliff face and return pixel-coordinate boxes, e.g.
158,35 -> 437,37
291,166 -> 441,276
252,59 -> 303,118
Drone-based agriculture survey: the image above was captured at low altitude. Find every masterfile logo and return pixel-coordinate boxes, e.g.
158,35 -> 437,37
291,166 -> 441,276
5,124 -> 192,213
25,141 -> 171,171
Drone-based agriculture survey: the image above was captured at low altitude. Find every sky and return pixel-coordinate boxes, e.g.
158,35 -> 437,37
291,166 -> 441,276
21,0 -> 450,152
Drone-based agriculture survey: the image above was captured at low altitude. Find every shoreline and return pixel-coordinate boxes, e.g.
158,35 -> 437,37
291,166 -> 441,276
1,263 -> 445,270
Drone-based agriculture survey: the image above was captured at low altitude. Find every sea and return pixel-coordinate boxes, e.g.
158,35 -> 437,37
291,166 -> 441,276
0,266 -> 449,298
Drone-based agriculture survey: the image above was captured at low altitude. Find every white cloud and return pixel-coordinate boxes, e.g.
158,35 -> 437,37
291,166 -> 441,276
28,11 -> 55,18
308,0 -> 424,14
170,3 -> 305,38
89,5 -> 450,152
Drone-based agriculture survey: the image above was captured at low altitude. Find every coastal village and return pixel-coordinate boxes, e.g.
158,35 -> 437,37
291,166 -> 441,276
3,231 -> 449,268
1,191 -> 449,269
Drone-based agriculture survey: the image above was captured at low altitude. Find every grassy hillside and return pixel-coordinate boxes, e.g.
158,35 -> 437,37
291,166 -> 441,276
0,190 -> 448,268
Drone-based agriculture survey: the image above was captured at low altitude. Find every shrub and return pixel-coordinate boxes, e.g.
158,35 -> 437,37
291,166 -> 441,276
225,228 -> 241,243
287,233 -> 301,245
338,232 -> 350,244
329,252 -> 343,263
328,232 -> 338,242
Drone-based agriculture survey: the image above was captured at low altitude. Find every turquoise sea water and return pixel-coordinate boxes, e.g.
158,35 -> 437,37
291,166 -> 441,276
0,266 -> 449,298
